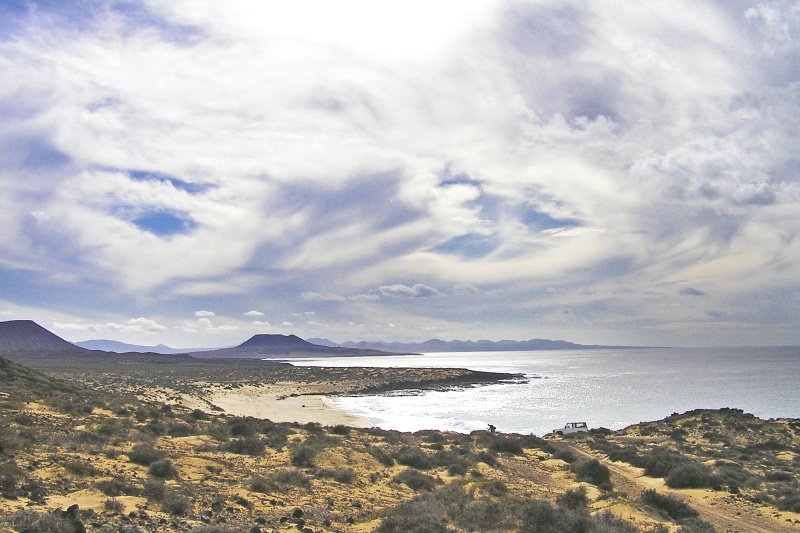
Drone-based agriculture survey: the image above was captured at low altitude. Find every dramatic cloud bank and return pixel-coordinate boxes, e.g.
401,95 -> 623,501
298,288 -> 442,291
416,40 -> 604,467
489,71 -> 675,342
1,0 -> 798,347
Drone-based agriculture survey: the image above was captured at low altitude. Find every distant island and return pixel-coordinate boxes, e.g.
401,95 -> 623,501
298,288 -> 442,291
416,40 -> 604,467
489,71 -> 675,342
1,319 -> 642,360
307,337 -> 640,353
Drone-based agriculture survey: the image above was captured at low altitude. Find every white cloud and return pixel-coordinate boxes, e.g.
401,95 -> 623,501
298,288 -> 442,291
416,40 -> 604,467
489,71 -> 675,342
379,283 -> 441,299
243,310 -> 264,317
194,310 -> 215,317
301,292 -> 346,302
1,1 -> 799,346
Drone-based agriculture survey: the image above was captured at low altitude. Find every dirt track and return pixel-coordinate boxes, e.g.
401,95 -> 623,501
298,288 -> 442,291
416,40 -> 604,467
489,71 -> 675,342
553,441 -> 799,533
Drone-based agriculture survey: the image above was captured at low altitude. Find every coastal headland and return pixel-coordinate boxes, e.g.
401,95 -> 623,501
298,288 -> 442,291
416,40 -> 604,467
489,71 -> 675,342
1,351 -> 799,532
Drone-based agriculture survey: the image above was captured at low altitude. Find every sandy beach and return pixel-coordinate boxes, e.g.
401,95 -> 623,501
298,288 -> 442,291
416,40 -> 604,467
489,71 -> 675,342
204,383 -> 371,427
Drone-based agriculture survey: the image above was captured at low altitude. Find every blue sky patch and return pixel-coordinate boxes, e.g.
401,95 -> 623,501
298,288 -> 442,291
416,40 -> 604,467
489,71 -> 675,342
133,211 -> 197,237
522,208 -> 580,231
128,170 -> 213,195
432,233 -> 497,259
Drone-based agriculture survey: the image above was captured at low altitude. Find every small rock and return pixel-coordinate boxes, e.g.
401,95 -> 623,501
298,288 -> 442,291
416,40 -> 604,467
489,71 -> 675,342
201,513 -> 212,523
292,508 -> 304,519
255,517 -> 267,524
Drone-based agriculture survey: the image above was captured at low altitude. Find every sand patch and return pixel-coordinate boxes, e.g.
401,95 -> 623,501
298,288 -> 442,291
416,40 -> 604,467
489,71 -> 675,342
205,384 -> 370,427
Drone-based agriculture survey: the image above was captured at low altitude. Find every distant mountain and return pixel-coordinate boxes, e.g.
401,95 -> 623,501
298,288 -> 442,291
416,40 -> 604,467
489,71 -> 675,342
327,338 -> 630,353
0,320 -> 85,353
193,333 -> 402,359
74,339 -> 210,354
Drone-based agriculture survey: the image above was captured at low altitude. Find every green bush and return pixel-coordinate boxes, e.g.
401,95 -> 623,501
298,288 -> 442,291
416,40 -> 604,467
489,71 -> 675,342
104,498 -> 124,513
393,469 -> 441,491
96,477 -> 138,497
553,449 -> 577,463
330,424 -> 351,435
63,460 -> 97,477
316,468 -> 356,484
0,463 -> 22,495
161,489 -> 190,515
6,510 -> 75,533
571,459 -> 612,490
290,444 -> 318,468
641,489 -> 698,520
368,447 -> 395,467
225,436 -> 266,456
395,446 -> 433,470
128,443 -> 164,466
556,486 -> 588,510
148,458 -> 177,479
666,463 -> 719,489
274,468 -> 311,487
142,478 -> 165,501
488,436 -> 524,455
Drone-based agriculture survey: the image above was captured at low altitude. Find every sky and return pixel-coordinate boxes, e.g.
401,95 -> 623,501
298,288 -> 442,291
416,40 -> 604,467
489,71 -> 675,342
1,0 -> 799,348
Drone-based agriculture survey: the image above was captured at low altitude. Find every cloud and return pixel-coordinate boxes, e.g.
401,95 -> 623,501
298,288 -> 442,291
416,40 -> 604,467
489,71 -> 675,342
680,287 -> 708,296
243,310 -> 264,317
53,317 -> 167,333
1,2 -> 799,346
379,283 -> 441,299
281,321 -> 293,327
302,292 -> 346,302
348,293 -> 380,301
194,310 -> 215,317
251,320 -> 270,327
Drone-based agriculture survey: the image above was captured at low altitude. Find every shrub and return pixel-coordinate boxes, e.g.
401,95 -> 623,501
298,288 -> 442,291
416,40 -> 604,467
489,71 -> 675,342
395,446 -> 433,469
316,468 -> 356,484
571,459 -> 612,490
330,424 -> 351,435
104,498 -> 124,513
249,476 -> 272,493
393,469 -> 441,491
553,449 -> 577,463
161,490 -> 190,515
225,436 -> 266,456
675,517 -> 715,532
368,447 -> 395,467
477,479 -> 507,497
6,510 -> 75,533
488,436 -> 524,455
274,468 -> 311,488
96,477 -> 137,497
63,460 -> 96,477
447,462 -> 468,476
666,463 -> 719,489
641,449 -> 691,478
228,417 -> 259,437
556,486 -> 588,510
765,471 -> 793,482
641,489 -> 698,520
142,479 -> 165,501
477,451 -> 497,467
148,459 -> 176,479
290,444 -> 318,468
457,499 -> 504,531
0,463 -> 22,495
128,443 -> 164,466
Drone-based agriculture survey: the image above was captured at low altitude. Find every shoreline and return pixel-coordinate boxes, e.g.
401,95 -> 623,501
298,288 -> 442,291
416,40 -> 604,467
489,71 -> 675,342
200,384 -> 371,427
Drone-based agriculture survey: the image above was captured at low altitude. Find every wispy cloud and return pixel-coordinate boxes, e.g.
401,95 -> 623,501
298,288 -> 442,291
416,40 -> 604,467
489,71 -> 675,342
1,1 -> 798,346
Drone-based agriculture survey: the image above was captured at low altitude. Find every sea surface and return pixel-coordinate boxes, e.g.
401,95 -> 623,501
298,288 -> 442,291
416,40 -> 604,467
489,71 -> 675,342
291,347 -> 800,436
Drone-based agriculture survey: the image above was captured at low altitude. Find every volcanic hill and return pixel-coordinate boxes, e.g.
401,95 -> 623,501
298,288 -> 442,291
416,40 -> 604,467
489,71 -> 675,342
0,320 -> 84,353
192,333 -> 403,359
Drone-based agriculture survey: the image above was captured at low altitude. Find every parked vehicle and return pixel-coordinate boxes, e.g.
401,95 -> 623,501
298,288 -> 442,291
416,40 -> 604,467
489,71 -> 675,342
552,422 -> 589,435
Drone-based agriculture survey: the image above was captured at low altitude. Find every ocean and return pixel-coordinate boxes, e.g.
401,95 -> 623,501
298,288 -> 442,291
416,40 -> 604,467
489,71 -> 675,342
291,346 -> 800,436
